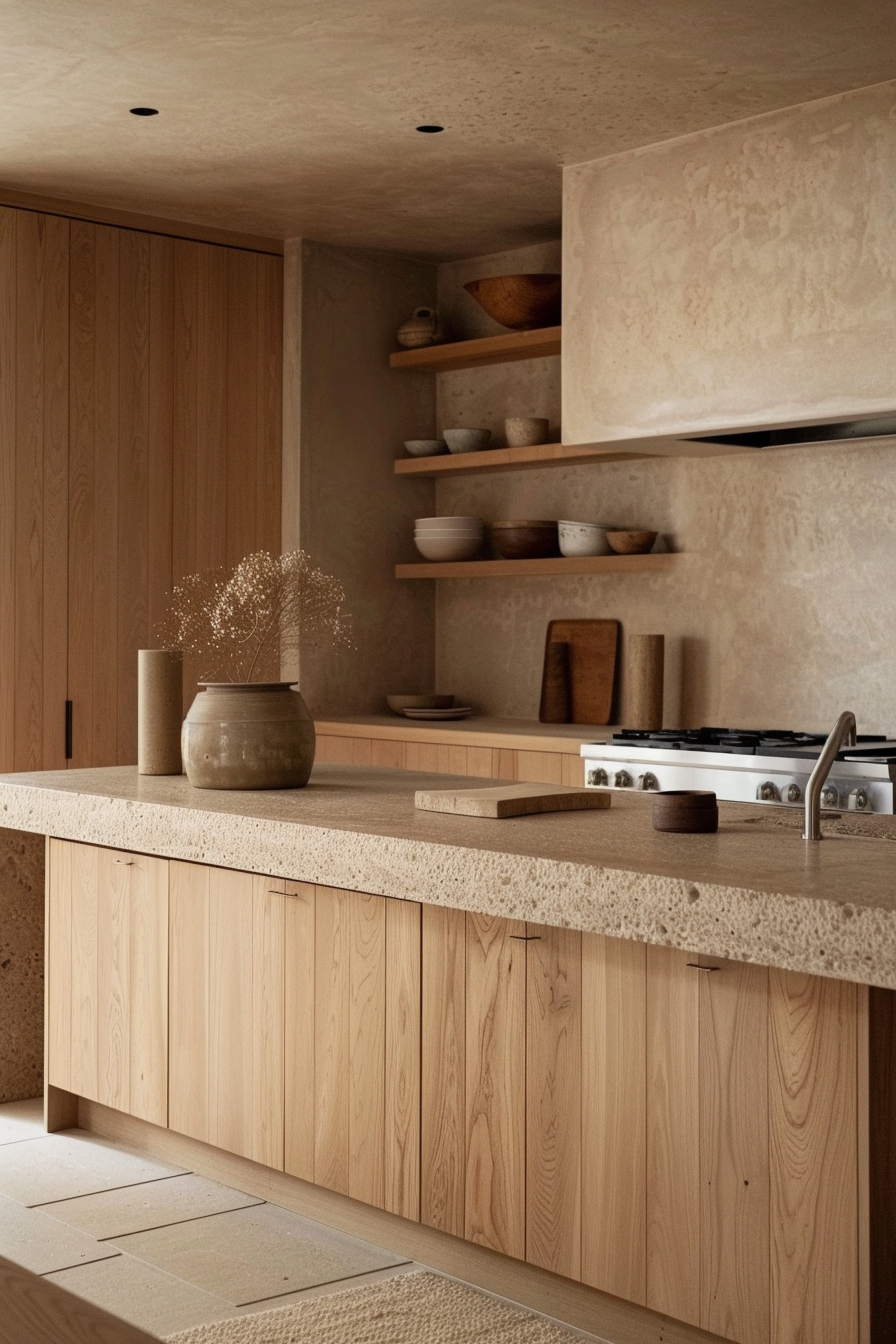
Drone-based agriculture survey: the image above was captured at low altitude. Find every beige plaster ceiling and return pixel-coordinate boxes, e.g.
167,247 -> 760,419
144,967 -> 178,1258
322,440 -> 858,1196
1,0 -> 895,259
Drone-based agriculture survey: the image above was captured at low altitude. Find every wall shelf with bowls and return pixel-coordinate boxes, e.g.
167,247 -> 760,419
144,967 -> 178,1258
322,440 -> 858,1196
389,325 -> 561,373
395,553 -> 680,580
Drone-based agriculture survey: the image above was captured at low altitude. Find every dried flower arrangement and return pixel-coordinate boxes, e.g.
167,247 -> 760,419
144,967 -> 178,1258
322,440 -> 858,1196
158,550 -> 352,683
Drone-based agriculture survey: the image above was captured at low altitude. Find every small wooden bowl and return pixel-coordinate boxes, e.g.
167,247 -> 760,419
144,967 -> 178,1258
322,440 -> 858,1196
653,790 -> 718,834
464,274 -> 561,331
606,529 -> 658,555
491,520 -> 558,560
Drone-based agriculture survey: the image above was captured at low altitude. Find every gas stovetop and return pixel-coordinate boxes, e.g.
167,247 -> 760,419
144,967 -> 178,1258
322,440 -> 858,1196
581,727 -> 896,813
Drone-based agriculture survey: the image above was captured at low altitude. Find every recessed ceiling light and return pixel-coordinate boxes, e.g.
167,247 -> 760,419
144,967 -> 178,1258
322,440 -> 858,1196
130,107 -> 159,117
416,124 -> 444,134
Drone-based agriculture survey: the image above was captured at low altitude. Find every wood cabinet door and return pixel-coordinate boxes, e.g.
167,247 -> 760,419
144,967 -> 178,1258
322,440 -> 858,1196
284,884 -> 421,1221
46,838 -> 167,1126
168,862 -> 284,1168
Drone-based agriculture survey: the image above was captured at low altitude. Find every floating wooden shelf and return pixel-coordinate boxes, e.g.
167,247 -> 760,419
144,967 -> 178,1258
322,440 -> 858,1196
395,440 -> 647,477
389,326 -> 561,373
395,553 -> 680,579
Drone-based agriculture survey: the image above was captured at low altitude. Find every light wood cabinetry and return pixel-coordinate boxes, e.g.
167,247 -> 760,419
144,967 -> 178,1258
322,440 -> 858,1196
46,838 -> 167,1126
316,730 -> 586,787
0,205 -> 282,773
45,838 -> 892,1344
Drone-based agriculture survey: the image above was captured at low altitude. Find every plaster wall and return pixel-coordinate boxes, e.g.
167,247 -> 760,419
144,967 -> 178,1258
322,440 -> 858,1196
435,83 -> 896,731
291,240 -> 438,714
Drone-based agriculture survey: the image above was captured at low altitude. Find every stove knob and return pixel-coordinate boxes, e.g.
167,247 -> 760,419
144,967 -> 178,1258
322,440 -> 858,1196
757,780 -> 780,802
821,784 -> 840,808
638,772 -> 659,792
848,786 -> 871,812
614,770 -> 634,789
587,767 -> 609,787
784,783 -> 802,804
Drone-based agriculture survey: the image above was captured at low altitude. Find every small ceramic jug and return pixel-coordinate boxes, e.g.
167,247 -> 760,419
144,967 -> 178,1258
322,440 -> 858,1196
396,307 -> 444,348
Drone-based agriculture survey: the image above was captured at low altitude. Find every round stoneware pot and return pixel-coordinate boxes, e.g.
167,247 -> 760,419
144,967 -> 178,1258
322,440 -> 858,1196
182,682 -> 316,790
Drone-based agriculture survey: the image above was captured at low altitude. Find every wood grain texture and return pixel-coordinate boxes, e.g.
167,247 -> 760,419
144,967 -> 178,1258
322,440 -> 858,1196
465,913 -> 526,1259
396,554 -> 679,580
348,889 -> 386,1207
314,884 -> 351,1195
0,208 -> 16,770
96,852 -> 130,1112
526,923 -> 582,1279
700,958 -> 769,1344
371,738 -> 405,771
582,933 -> 647,1303
515,751 -> 564,785
250,875 -> 285,1169
68,842 -> 99,1101
868,986 -> 896,1344
421,904 -> 466,1236
45,838 -> 73,1092
385,897 -> 421,1220
284,881 -> 316,1181
645,944 -> 701,1327
389,325 -> 561,371
125,852 -> 168,1127
394,438 -> 638,477
415,782 -> 609,818
168,860 -> 210,1142
769,970 -> 859,1344
146,235 -> 175,641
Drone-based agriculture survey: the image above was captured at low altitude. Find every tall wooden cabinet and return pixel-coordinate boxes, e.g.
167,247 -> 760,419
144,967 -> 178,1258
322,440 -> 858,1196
0,205 -> 282,773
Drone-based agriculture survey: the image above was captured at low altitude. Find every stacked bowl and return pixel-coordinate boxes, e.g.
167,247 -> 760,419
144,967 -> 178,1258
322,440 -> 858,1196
415,516 -> 485,562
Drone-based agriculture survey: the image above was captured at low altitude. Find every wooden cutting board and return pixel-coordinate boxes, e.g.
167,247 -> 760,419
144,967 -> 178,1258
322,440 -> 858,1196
415,783 -> 612,819
539,618 -> 619,724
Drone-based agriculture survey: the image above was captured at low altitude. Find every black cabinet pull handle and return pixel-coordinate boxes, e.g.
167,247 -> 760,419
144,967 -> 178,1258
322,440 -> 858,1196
509,935 -> 542,941
686,962 -> 720,971
64,701 -> 73,760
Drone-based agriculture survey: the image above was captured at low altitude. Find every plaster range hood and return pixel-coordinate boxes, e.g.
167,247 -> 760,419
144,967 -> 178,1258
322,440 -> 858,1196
685,412 -> 896,450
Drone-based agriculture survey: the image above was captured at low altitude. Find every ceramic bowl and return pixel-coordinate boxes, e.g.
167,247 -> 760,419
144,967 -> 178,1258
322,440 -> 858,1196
558,520 -> 612,557
404,439 -> 447,457
442,428 -> 491,454
505,416 -> 550,448
464,274 -> 562,330
606,529 -> 658,555
386,694 -> 455,714
491,520 -> 558,560
415,516 -> 483,528
414,534 -> 483,562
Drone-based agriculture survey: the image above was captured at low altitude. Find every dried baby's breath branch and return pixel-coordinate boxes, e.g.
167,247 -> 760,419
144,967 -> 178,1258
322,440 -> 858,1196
157,550 -> 352,682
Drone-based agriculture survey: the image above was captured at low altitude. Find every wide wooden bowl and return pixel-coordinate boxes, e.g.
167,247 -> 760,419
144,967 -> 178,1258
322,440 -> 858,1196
606,529 -> 658,555
464,274 -> 561,331
491,520 -> 558,560
653,790 -> 719,834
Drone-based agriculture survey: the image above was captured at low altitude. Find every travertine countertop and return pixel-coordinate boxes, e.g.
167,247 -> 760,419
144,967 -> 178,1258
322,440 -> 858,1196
2,764 -> 896,988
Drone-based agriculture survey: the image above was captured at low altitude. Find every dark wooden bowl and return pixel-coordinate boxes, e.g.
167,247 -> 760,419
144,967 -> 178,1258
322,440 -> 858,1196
464,274 -> 562,331
491,520 -> 558,560
606,529 -> 658,555
653,790 -> 719,834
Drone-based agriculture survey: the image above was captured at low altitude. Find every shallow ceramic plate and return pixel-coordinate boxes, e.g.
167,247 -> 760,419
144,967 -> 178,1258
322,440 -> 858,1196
402,706 -> 475,720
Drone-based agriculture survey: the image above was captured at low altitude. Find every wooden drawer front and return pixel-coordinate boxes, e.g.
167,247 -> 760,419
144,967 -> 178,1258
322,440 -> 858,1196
47,838 -> 167,1126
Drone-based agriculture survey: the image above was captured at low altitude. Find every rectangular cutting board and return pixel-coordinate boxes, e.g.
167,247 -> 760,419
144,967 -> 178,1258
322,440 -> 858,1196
415,783 -> 612,819
539,618 -> 619,724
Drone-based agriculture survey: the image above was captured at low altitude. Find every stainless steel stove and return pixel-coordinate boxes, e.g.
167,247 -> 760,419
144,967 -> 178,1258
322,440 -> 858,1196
581,728 -> 896,814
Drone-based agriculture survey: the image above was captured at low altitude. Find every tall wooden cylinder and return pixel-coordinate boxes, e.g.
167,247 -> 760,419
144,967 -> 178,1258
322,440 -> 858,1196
138,650 -> 184,775
622,634 -> 664,730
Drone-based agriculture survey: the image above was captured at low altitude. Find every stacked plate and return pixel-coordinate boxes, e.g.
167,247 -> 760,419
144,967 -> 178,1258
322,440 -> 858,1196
415,516 -> 485,562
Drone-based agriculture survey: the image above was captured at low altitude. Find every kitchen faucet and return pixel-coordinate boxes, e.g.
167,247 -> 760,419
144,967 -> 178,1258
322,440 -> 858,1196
803,710 -> 857,840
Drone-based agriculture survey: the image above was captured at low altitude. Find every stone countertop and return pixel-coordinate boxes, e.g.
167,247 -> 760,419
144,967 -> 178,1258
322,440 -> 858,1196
2,764 -> 896,989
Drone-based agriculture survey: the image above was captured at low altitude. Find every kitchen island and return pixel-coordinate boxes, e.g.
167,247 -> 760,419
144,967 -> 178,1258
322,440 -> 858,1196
2,763 -> 895,1344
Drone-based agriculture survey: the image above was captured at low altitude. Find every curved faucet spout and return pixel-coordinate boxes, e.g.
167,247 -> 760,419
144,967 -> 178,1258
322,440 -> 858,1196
802,711 -> 857,841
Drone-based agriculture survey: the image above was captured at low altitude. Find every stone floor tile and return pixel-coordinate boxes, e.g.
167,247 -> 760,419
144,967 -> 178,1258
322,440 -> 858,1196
38,1171 -> 263,1240
0,1096 -> 44,1145
0,1128 -> 187,1206
0,1190 -> 119,1274
46,1252 -> 237,1338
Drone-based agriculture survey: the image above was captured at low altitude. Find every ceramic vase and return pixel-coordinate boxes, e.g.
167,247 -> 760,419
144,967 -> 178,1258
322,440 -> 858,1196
182,682 -> 316,790
138,649 -> 184,775
396,306 -> 444,348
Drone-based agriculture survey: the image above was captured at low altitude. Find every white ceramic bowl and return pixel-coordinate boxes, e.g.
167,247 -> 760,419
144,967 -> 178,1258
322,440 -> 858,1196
557,520 -> 612,557
416,516 -> 484,528
414,534 -> 482,561
404,439 -> 447,457
442,428 -> 491,454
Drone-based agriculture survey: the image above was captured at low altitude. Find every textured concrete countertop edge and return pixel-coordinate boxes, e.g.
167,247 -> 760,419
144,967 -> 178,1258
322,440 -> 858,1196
0,776 -> 892,991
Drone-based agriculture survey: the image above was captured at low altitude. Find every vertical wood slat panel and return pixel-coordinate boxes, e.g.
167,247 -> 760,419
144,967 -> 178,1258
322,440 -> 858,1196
168,860 -> 209,1142
251,874 -> 285,1170
127,852 -> 169,1128
284,881 -> 316,1181
700,958 -> 770,1344
46,839 -> 73,1091
0,209 -> 15,772
421,903 -> 466,1236
15,211 -> 69,771
196,245 -> 227,574
96,852 -> 130,1112
769,971 -> 859,1344
116,231 -> 151,765
385,897 -> 421,1220
465,913 -> 526,1258
207,869 -> 254,1159
255,252 -> 282,577
645,945 -> 701,1326
526,923 -> 581,1279
147,236 -> 174,643
225,250 -> 258,570
349,891 -> 386,1208
69,841 -> 99,1101
582,933 -> 647,1303
314,885 -> 351,1194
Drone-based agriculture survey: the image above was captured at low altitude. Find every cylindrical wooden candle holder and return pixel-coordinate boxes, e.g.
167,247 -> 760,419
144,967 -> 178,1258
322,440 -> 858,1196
138,649 -> 184,775
622,633 -> 664,730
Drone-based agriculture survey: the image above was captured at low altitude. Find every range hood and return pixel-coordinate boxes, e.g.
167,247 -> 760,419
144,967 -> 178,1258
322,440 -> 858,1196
685,413 -> 896,450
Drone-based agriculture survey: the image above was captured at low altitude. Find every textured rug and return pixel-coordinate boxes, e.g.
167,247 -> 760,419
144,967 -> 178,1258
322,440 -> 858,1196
165,1270 -> 592,1344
